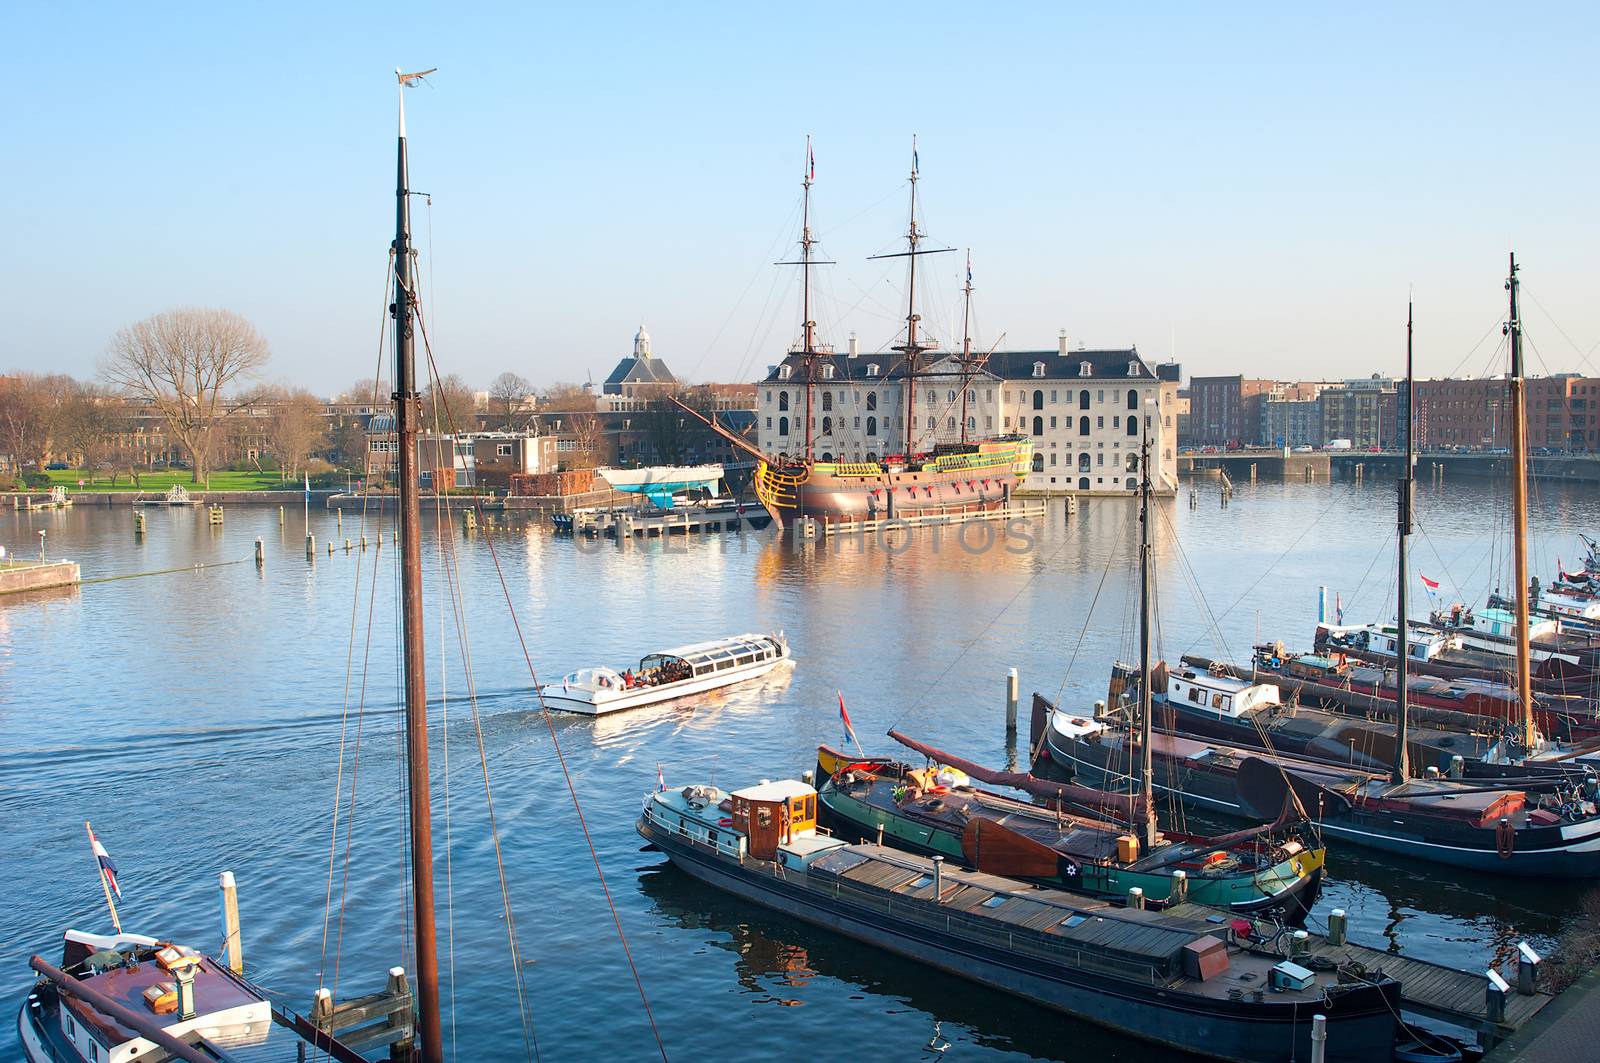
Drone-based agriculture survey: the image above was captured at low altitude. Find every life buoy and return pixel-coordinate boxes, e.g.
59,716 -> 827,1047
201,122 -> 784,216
718,817 -> 733,828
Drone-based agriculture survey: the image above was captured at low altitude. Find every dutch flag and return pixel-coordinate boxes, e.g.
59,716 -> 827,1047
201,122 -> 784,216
657,765 -> 667,793
1420,573 -> 1441,593
88,824 -> 121,900
839,691 -> 861,753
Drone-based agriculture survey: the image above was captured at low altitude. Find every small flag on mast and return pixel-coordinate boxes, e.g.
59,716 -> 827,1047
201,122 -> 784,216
88,823 -> 121,899
807,140 -> 815,181
838,691 -> 862,754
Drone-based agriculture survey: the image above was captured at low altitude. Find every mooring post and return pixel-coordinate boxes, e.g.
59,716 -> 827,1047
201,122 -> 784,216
1518,942 -> 1542,995
1005,667 -> 1019,736
1326,908 -> 1346,946
1127,887 -> 1144,910
1486,969 -> 1510,1023
218,871 -> 243,974
254,538 -> 264,569
311,987 -> 333,1030
279,505 -> 285,527
386,966 -> 413,1049
306,533 -> 315,560
1169,869 -> 1188,905
1309,1014 -> 1327,1063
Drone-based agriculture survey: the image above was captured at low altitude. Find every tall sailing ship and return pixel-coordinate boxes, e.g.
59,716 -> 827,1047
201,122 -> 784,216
692,139 -> 1032,528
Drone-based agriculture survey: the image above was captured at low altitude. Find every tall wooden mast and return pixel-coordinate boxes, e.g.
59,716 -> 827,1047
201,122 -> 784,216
391,68 -> 443,1063
775,136 -> 832,463
871,137 -> 951,455
1393,301 -> 1414,784
1506,253 -> 1537,750
1136,424 -> 1157,850
958,250 -> 974,443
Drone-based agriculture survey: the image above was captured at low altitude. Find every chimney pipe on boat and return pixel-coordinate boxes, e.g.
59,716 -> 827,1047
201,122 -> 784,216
1310,1015 -> 1327,1063
1318,585 -> 1328,625
174,962 -> 197,1021
932,855 -> 944,901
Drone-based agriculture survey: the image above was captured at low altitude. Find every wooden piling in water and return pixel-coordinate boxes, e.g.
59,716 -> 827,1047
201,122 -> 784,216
218,871 -> 243,973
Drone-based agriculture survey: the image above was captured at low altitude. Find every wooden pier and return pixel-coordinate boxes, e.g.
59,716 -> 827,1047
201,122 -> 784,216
1294,932 -> 1551,1043
799,500 -> 1047,539
572,505 -> 767,538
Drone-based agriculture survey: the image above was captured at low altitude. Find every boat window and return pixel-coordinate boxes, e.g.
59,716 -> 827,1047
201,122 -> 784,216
981,895 -> 1008,908
908,874 -> 934,890
706,828 -> 717,845
736,654 -> 755,666
1212,694 -> 1225,709
1188,686 -> 1203,704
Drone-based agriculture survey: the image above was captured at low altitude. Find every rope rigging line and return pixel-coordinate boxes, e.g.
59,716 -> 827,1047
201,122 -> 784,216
411,301 -> 670,1063
316,251 -> 396,1063
419,351 -> 540,1061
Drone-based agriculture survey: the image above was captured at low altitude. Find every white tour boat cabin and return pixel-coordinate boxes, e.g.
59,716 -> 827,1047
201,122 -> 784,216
539,632 -> 790,716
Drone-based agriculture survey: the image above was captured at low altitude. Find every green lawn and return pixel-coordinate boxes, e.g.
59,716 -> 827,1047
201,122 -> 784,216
37,469 -> 293,492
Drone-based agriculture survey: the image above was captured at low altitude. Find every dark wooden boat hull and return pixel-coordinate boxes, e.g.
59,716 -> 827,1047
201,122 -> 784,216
640,818 -> 1398,1063
1043,714 -> 1600,877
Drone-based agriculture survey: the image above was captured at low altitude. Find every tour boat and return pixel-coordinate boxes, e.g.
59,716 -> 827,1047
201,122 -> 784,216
636,776 -> 1399,1062
538,632 -> 790,715
814,740 -> 1324,919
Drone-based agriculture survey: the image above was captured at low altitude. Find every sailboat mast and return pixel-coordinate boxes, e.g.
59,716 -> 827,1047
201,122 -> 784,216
1137,429 -> 1157,850
1394,302 -> 1414,783
903,139 -> 922,455
390,72 -> 443,1063
1507,253 -> 1536,749
959,250 -> 973,443
802,136 -> 816,463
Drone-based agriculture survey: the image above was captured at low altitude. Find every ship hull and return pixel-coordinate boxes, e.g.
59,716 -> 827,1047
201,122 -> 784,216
1041,707 -> 1600,877
755,441 -> 1030,528
640,819 -> 1396,1063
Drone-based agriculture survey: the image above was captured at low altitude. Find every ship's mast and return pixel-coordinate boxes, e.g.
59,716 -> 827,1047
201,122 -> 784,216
958,250 -> 973,443
775,136 -> 833,464
1136,424 -> 1157,850
872,136 -> 951,455
1507,253 -> 1536,750
391,69 -> 443,1063
1393,302 -> 1414,784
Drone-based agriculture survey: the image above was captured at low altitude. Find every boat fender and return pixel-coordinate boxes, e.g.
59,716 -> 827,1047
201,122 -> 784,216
1496,818 -> 1515,859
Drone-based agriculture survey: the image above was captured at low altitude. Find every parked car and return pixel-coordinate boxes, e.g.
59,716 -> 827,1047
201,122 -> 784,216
44,462 -> 67,470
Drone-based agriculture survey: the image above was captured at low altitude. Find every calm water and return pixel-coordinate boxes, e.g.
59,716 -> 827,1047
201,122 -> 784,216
3,476 -> 1598,1061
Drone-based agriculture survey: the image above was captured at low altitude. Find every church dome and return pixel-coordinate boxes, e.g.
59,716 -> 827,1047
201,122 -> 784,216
634,324 -> 651,358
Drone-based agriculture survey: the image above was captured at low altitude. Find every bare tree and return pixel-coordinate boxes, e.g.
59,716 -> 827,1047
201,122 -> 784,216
54,381 -> 116,479
419,372 -> 477,434
338,377 -> 392,405
268,389 -> 329,478
102,308 -> 270,483
539,381 -> 595,411
488,371 -> 533,428
0,374 -> 54,472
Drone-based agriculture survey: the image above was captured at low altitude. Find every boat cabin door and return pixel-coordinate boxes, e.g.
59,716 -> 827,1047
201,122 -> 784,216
734,797 -> 785,859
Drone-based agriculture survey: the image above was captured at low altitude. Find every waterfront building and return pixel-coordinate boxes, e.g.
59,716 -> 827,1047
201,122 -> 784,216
1187,375 -> 1276,447
1318,375 -> 1394,448
754,337 -> 1178,494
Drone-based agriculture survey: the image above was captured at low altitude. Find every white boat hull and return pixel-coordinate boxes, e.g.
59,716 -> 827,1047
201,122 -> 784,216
540,655 -> 788,716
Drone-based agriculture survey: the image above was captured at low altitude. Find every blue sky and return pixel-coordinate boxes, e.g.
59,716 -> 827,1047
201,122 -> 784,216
6,3 -> 1600,392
